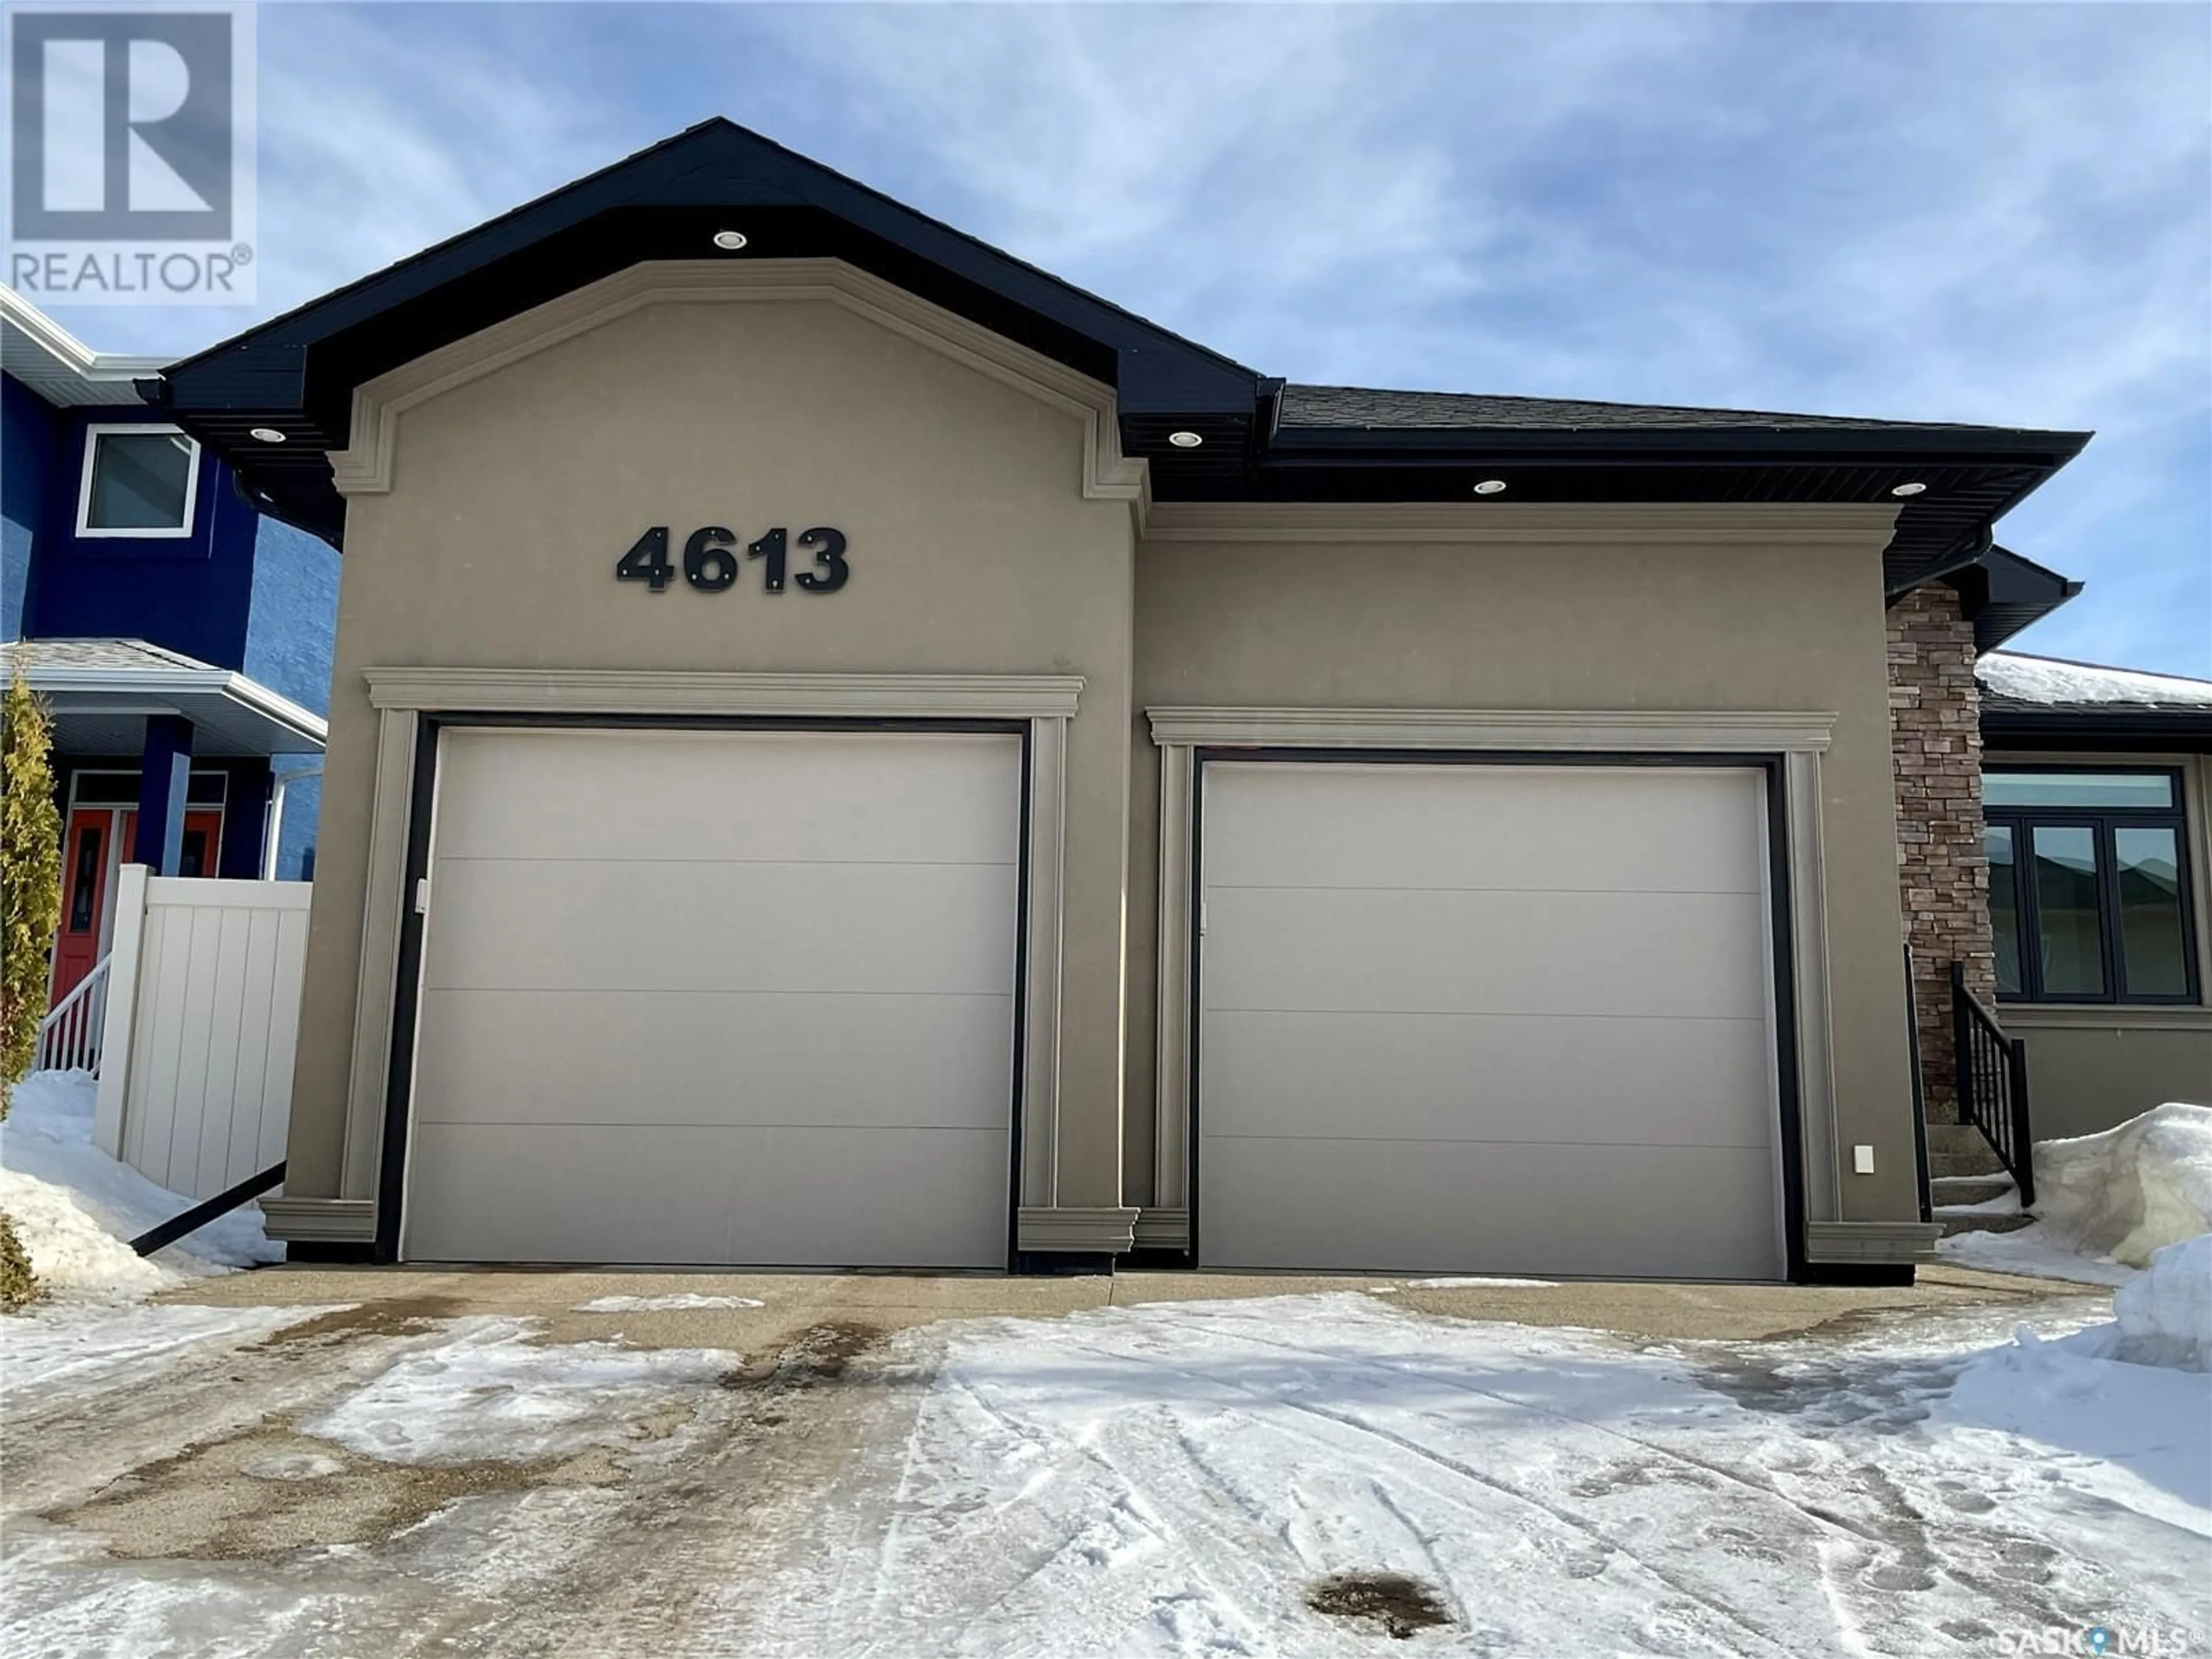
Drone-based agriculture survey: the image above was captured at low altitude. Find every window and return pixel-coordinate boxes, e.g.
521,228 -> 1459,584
75,424 -> 202,538
1983,767 -> 2199,1004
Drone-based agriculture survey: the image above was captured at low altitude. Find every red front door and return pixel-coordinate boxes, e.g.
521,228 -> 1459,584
48,806 -> 225,1009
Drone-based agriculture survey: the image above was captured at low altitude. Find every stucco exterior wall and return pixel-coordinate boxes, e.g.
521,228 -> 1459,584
1123,505 -> 1923,1225
286,276 -> 1138,1211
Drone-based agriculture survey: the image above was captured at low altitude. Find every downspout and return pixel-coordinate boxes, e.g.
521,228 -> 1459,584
1885,525 -> 1993,604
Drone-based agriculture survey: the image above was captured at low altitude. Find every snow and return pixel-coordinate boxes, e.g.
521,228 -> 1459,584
6,1287 -> 2208,1655
1940,1320 -> 2211,1531
0,1299 -> 315,1394
572,1293 -> 764,1313
300,1316 -> 733,1465
1978,650 -> 2212,708
0,1070 -> 281,1299
751,1294 -> 2209,1656
2113,1235 -> 2212,1370
2034,1102 -> 2212,1267
1937,1222 -> 2141,1286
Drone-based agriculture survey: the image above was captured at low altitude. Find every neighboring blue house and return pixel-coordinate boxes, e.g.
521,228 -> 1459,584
1,286 -> 336,1008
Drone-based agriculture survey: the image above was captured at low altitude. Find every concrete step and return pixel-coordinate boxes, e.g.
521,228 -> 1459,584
1941,1211 -> 2035,1238
1929,1148 -> 2008,1179
1925,1124 -> 1989,1155
1930,1175 -> 2016,1206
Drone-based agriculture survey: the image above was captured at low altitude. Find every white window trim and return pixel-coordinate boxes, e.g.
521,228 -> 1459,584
74,423 -> 204,540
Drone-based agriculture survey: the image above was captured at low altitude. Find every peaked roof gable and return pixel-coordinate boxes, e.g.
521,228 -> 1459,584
151,116 -> 2088,607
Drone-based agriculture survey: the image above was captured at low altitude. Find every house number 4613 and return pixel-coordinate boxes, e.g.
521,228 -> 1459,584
614,526 -> 849,594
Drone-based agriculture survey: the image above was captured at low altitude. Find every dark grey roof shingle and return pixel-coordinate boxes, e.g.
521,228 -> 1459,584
1279,384 -> 2014,435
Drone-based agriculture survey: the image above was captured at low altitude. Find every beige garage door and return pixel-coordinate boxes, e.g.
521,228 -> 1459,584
1198,762 -> 1785,1280
402,726 -> 1020,1267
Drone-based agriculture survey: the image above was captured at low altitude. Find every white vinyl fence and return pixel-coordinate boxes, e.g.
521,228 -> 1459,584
93,866 -> 308,1200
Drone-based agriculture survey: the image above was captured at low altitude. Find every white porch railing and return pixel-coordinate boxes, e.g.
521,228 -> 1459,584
35,955 -> 111,1074
91,866 -> 308,1201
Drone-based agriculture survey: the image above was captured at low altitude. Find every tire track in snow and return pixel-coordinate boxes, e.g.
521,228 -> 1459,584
1047,1327 -> 1802,1658
1139,1304 -> 2157,1654
924,1372 -> 1264,1654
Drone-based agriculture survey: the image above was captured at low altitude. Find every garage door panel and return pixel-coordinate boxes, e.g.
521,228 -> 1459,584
423,858 -> 1017,995
405,726 -> 1017,1268
414,988 -> 1014,1130
1205,887 -> 1768,1018
1198,761 -> 1782,1281
1205,764 -> 1762,894
434,729 -> 1021,865
1201,1009 -> 1772,1146
408,1123 -> 733,1264
1199,1136 -> 1781,1279
407,1122 -> 1009,1267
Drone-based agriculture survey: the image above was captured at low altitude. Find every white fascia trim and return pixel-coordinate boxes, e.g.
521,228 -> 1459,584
217,674 -> 330,746
1146,705 -> 1836,753
0,285 -> 171,394
16,661 -> 328,747
73,423 -> 203,540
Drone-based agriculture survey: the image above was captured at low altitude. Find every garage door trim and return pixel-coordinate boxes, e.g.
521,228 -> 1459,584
350,672 -> 1081,1266
1143,706 -> 1843,1278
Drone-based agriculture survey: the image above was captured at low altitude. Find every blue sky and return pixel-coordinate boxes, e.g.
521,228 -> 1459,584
53,2 -> 2212,675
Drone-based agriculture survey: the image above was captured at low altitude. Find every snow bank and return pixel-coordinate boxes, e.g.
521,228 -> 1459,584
1977,651 -> 2212,708
2113,1236 -> 2212,1370
0,1070 -> 281,1300
1938,1323 -> 2211,1529
1936,1224 -> 2137,1286
2032,1103 -> 2212,1268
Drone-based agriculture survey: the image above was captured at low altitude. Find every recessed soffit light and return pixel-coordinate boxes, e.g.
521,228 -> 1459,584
1472,478 -> 1508,495
1890,481 -> 1927,497
248,427 -> 286,443
1167,430 -> 1203,449
711,229 -> 749,252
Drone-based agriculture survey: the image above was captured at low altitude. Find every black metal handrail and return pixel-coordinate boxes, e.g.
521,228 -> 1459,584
1950,963 -> 2035,1207
130,1162 -> 287,1257
1906,944 -> 1932,1225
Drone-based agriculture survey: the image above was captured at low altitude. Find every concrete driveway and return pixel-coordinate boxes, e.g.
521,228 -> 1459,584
9,1263 -> 2184,1657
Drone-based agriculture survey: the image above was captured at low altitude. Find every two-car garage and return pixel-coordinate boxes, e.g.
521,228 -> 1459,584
386,729 -> 1789,1281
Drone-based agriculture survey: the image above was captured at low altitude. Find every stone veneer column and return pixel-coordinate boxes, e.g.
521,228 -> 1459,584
1888,583 -> 1997,1124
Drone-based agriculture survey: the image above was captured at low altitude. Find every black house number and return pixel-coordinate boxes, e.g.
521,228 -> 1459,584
615,526 -> 849,595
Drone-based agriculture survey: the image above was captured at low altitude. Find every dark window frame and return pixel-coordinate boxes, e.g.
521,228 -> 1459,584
1984,764 -> 2200,1006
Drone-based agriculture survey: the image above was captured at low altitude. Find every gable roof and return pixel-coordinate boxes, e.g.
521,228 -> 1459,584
149,115 -> 2090,603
